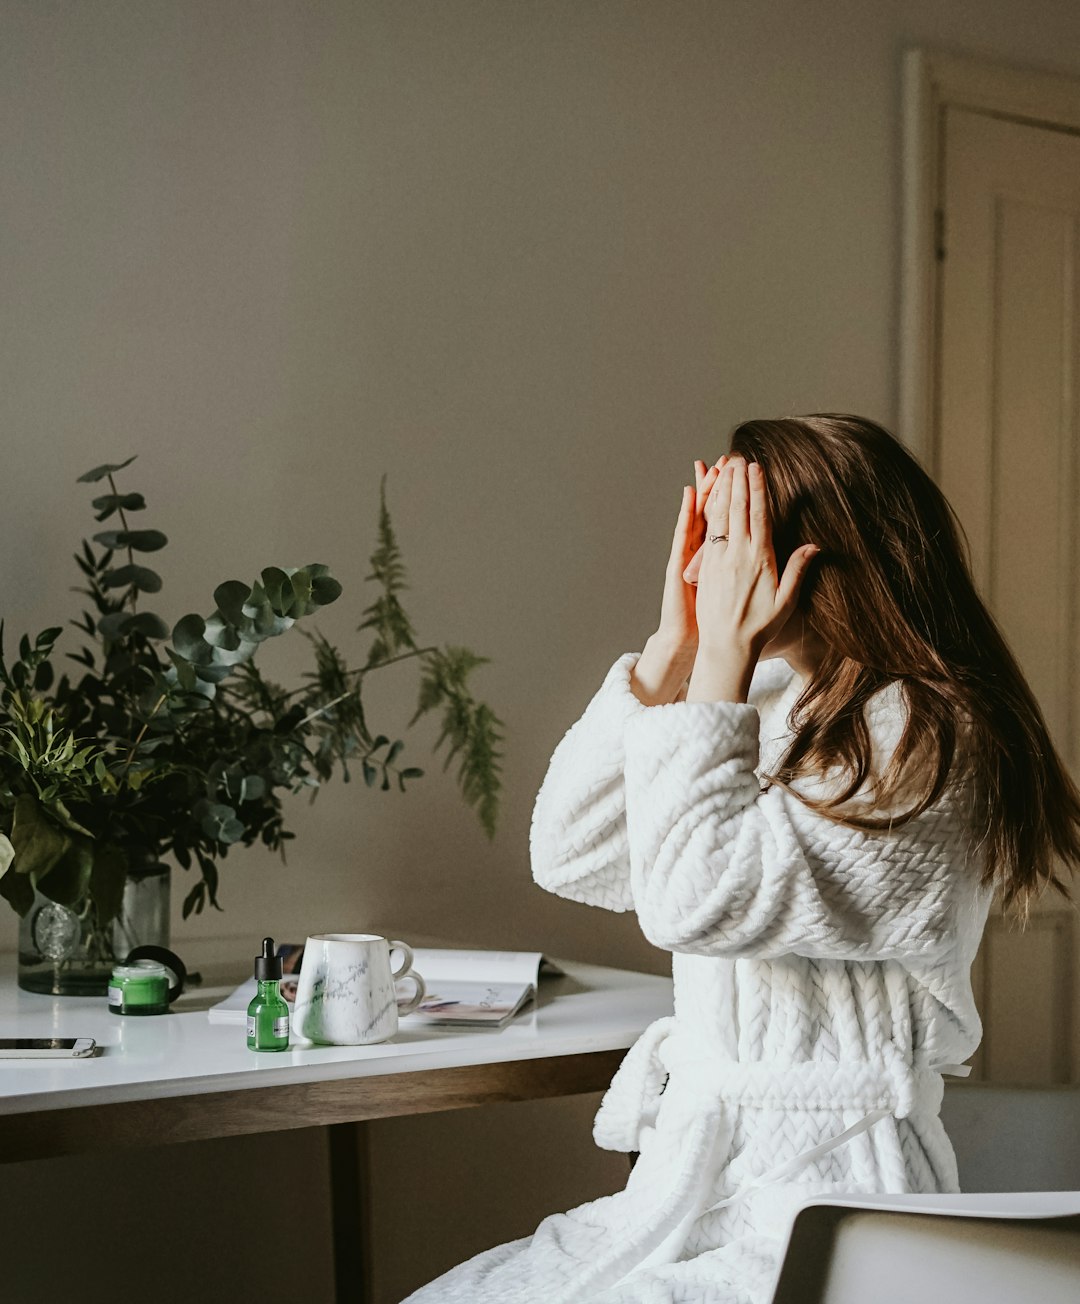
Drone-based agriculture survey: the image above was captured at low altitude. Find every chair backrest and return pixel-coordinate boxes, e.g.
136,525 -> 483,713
769,1203 -> 1080,1304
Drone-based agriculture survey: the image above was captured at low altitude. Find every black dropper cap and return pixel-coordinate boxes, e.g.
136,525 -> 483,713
254,937 -> 283,981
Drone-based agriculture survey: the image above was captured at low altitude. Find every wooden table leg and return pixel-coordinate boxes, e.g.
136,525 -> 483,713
328,1120 -> 372,1303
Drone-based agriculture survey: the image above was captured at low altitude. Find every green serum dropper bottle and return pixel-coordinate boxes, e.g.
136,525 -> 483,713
247,937 -> 290,1052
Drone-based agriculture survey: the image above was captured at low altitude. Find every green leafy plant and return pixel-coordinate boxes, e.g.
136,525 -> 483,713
0,461 -> 503,926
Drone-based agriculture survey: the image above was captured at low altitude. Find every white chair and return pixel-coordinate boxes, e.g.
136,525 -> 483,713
768,1191 -> 1080,1303
768,1084 -> 1080,1302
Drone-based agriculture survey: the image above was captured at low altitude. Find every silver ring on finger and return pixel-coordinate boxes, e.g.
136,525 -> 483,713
708,534 -> 728,544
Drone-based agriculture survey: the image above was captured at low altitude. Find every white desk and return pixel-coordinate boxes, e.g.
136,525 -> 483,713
0,950 -> 673,1301
0,954 -> 672,1126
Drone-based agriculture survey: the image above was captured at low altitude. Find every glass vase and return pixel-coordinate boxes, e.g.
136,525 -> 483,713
17,862 -> 172,996
112,861 -> 171,957
18,888 -> 116,996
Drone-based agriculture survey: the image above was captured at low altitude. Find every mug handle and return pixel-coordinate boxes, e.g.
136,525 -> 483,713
388,940 -> 426,1016
388,940 -> 414,978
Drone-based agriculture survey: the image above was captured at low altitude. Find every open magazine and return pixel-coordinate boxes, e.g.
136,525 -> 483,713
207,945 -> 564,1030
398,947 -> 564,1028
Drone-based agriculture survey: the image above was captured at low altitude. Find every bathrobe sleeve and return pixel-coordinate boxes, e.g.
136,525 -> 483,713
622,680 -> 974,962
529,651 -> 791,913
528,653 -> 643,911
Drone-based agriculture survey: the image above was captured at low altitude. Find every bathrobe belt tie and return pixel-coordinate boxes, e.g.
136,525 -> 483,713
588,1020 -> 975,1298
660,1040 -> 973,1219
594,1017 -> 972,1219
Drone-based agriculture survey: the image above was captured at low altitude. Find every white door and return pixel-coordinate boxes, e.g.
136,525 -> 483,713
936,105 -> 1080,1084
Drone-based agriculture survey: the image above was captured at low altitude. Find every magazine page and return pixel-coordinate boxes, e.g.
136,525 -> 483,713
400,980 -> 536,1027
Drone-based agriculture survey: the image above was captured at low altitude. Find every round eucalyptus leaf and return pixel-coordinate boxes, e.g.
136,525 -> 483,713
165,647 -> 197,690
172,613 -> 208,657
239,775 -> 267,802
93,530 -> 128,550
254,604 -> 290,638
285,570 -> 312,616
175,639 -> 214,668
210,635 -> 259,668
213,581 -> 251,626
184,675 -> 218,701
311,575 -> 344,606
197,802 -> 246,845
125,612 -> 170,640
193,662 -> 234,685
260,567 -> 291,614
92,492 -> 146,521
228,611 -> 259,642
124,529 -> 168,552
102,564 -> 163,593
97,612 -> 132,642
220,817 -> 246,844
202,614 -> 243,652
243,580 -> 268,613
77,456 -> 136,484
91,527 -> 168,552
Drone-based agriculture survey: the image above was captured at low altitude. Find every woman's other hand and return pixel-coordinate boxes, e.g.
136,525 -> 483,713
656,456 -> 725,650
630,456 -> 725,706
694,459 -> 820,658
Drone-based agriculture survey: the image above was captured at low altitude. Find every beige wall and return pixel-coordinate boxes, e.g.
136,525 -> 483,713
3,3 -> 1080,1301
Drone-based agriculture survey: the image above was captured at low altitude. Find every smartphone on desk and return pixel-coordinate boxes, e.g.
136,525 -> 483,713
0,1037 -> 97,1058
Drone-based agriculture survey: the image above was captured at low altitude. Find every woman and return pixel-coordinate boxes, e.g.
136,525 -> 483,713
405,413 -> 1080,1304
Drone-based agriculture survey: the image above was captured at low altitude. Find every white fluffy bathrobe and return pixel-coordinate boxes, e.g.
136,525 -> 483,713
404,651 -> 994,1304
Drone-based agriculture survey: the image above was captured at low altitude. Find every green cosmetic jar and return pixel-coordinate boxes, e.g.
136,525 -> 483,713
107,946 -> 186,1016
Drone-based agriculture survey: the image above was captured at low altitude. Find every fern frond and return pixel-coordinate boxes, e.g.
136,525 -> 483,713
414,646 -> 502,837
409,646 -> 491,728
357,474 -> 417,667
460,701 -> 503,838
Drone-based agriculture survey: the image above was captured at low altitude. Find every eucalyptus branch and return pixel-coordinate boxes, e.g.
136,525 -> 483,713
118,693 -> 167,784
1,464 -> 503,928
107,471 -> 138,615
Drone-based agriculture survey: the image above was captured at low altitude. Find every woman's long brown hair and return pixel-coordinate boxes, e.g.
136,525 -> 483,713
729,413 -> 1080,925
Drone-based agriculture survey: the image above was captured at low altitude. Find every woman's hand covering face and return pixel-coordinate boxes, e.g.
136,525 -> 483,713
691,458 -> 820,655
655,457 -> 725,652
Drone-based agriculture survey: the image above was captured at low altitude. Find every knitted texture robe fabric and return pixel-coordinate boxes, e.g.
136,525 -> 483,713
403,652 -> 994,1304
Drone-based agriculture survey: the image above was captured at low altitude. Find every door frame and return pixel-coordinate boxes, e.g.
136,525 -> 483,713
900,50 -> 1080,1083
898,48 -> 1080,468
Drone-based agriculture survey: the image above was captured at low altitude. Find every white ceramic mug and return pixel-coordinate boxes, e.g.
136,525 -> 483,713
291,934 -> 426,1046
